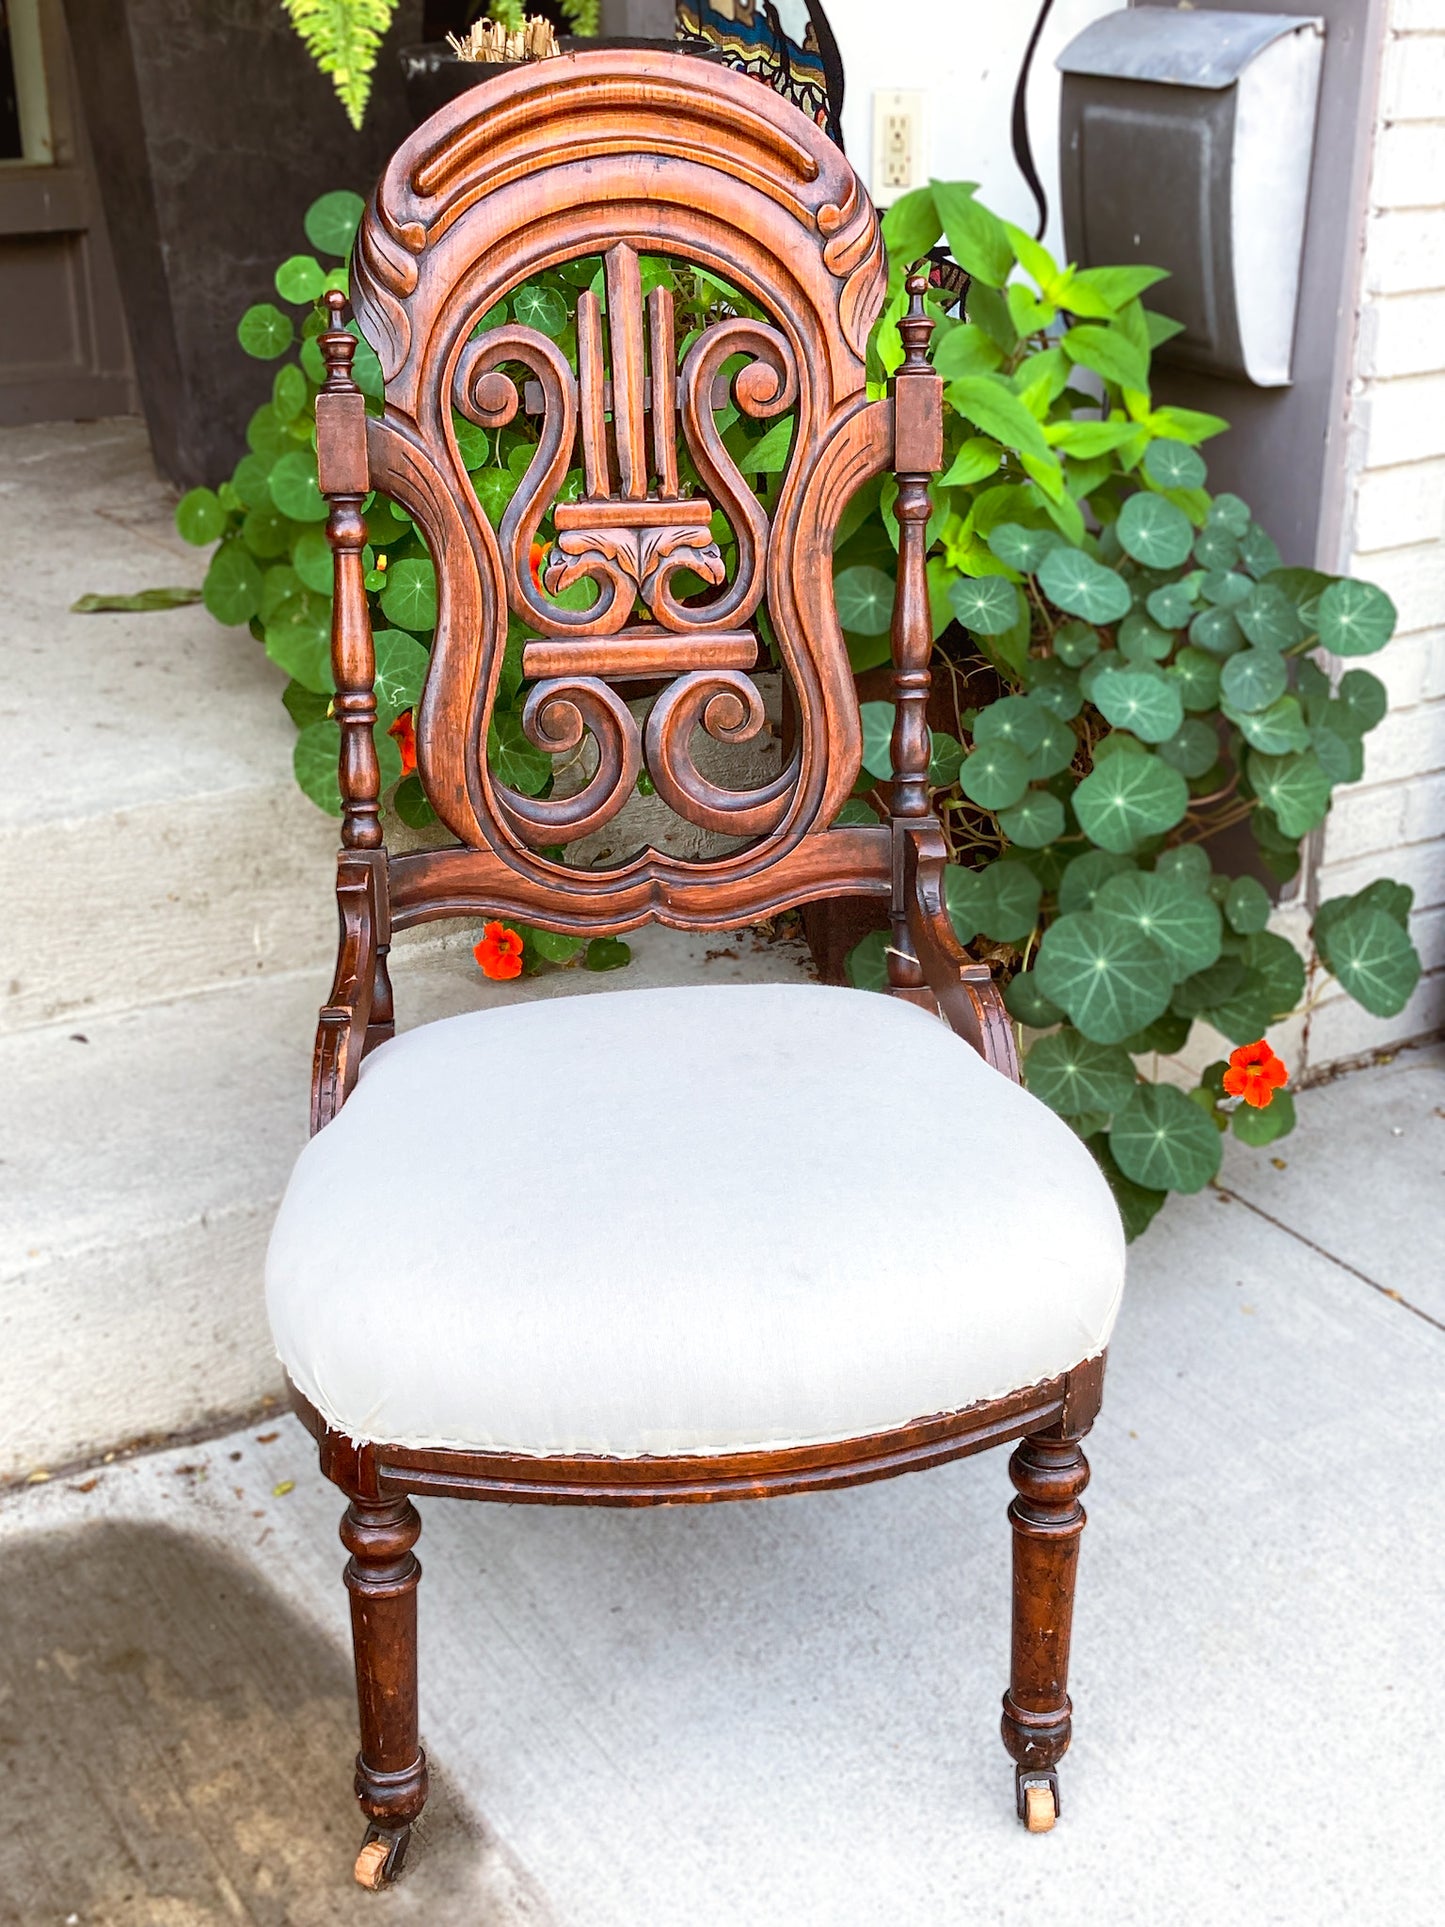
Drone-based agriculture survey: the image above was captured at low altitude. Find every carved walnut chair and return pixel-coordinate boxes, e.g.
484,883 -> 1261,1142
264,49 -> 1126,1891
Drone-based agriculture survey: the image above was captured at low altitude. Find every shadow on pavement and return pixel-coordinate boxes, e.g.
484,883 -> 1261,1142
0,1520 -> 550,1926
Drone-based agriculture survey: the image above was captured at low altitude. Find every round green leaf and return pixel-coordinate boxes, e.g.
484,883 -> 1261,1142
1146,580 -> 1196,630
1337,668 -> 1388,735
244,503 -> 294,560
304,190 -> 366,258
1117,492 -> 1194,569
1232,1088 -> 1296,1147
1220,647 -> 1288,714
1224,875 -> 1272,935
929,732 -> 965,788
1201,570 -> 1253,609
1073,752 -> 1189,852
1054,620 -> 1100,667
268,448 -> 327,523
1154,844 -> 1212,892
1189,606 -> 1244,656
584,936 -> 632,972
1089,1133 -> 1170,1241
246,403 -> 287,460
997,789 -> 1065,848
1236,583 -> 1302,650
1027,1030 -> 1138,1117
393,772 -> 437,830
1092,667 -> 1184,744
1096,870 -> 1222,980
945,859 -> 1042,943
265,606 -> 332,693
272,361 -> 308,423
1194,524 -> 1240,571
291,526 -> 333,594
1317,578 -> 1397,656
836,564 -> 895,636
294,719 -> 342,816
987,522 -> 1063,573
453,415 -> 490,472
1058,850 -> 1135,914
1109,1082 -> 1222,1193
231,452 -> 273,510
1318,906 -> 1421,1017
1005,969 -> 1065,1029
380,557 -> 439,632
949,575 -> 1022,636
275,253 -> 325,305
1230,694 -> 1311,756
1157,717 -> 1219,778
1025,658 -> 1084,719
1118,612 -> 1173,663
1240,524 -> 1283,579
859,700 -> 895,780
176,486 -> 227,547
1038,546 -> 1131,625
373,629 -> 430,722
473,467 -> 521,527
845,928 -> 890,991
202,543 -> 263,625
1209,493 -> 1251,537
1168,647 -> 1221,712
1144,439 -> 1207,490
1035,911 -> 1175,1044
512,284 -> 568,338
959,739 -> 1030,811
1249,750 -> 1331,837
237,302 -> 294,359
1244,930 -> 1307,1016
258,563 -> 304,625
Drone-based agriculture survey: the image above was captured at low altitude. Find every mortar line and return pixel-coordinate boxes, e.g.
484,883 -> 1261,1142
1215,1184 -> 1445,1333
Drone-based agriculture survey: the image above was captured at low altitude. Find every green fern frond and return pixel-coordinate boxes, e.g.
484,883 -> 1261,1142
559,0 -> 601,32
282,0 -> 399,131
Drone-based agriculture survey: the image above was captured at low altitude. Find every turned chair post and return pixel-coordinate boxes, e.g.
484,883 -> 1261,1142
887,268 -> 944,998
340,1495 -> 429,1887
1000,1427 -> 1092,1831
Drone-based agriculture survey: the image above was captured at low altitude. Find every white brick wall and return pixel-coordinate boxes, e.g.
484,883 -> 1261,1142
1311,0 -> 1445,1069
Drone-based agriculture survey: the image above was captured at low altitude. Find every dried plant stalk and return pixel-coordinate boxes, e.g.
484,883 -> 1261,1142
447,15 -> 560,62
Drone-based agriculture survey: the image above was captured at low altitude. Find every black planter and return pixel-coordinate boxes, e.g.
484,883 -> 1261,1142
399,37 -> 722,126
61,0 -> 424,489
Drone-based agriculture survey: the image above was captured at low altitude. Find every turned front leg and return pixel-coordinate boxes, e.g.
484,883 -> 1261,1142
341,1496 -> 428,1884
1001,1431 -> 1091,1828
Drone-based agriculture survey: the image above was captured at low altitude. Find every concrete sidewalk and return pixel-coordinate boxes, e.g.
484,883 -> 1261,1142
2,1043 -> 1440,1927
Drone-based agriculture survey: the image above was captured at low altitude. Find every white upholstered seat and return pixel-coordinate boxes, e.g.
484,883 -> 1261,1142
266,983 -> 1125,1458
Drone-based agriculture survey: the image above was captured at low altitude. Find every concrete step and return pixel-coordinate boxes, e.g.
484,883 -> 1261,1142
0,924 -> 815,1481
0,420 -> 340,1037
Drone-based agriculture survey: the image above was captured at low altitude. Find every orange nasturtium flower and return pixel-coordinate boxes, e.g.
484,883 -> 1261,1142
474,920 -> 524,981
529,539 -> 547,595
388,708 -> 417,778
1223,1039 -> 1289,1110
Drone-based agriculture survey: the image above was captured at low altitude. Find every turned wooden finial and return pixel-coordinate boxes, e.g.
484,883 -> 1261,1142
320,288 -> 358,390
899,266 -> 935,368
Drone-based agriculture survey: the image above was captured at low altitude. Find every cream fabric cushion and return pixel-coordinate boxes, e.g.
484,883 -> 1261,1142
266,983 -> 1125,1457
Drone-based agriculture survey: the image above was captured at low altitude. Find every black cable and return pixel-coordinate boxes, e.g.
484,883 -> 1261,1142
1011,0 -> 1057,240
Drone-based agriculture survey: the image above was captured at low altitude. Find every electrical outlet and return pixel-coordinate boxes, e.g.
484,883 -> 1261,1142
871,90 -> 925,206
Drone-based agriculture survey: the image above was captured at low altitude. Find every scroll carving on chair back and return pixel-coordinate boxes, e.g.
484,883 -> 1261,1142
348,48 -> 893,928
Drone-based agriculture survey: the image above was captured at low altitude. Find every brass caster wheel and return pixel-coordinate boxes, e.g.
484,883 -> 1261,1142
354,1825 -> 411,1890
1015,1767 -> 1060,1833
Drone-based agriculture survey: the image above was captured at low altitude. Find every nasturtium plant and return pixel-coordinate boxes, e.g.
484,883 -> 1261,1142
186,180 -> 1419,1203
836,178 -> 1421,1237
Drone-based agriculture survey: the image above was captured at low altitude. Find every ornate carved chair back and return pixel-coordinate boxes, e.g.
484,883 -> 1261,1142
316,47 -> 920,930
